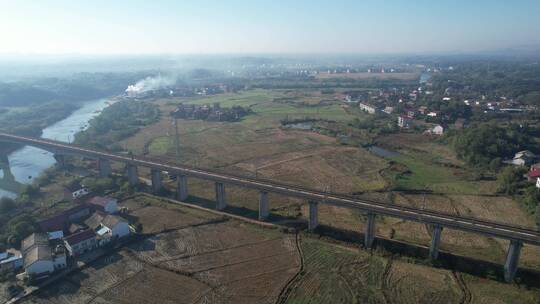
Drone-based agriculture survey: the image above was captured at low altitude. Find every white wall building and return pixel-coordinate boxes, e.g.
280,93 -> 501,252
88,196 -> 118,214
359,103 -> 376,114
432,125 -> 444,135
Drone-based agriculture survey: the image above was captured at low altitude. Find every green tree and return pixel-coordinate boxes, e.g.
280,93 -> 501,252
20,184 -> 40,198
0,197 -> 16,214
497,167 -> 526,195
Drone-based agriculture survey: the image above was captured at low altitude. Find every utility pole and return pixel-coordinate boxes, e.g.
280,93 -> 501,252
174,118 -> 180,159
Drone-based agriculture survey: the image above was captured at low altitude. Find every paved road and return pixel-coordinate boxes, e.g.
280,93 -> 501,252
1,132 -> 539,246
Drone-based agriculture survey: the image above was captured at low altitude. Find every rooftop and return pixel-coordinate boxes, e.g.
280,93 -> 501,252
65,229 -> 96,246
87,196 -> 115,207
23,245 -> 52,267
102,214 -> 126,228
21,233 -> 49,253
38,204 -> 90,232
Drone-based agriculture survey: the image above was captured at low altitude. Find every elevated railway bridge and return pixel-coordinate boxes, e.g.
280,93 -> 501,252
1,132 -> 539,282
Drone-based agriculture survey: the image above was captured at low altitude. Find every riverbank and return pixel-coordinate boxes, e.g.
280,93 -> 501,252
0,98 -> 114,199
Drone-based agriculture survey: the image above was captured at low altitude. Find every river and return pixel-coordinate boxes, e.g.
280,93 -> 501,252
0,98 -> 111,199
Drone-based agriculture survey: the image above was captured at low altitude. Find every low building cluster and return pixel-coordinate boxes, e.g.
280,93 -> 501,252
0,251 -> 23,274
19,196 -> 130,278
171,102 -> 251,122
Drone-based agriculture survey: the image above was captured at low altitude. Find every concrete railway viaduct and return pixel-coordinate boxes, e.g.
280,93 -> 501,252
1,132 -> 539,282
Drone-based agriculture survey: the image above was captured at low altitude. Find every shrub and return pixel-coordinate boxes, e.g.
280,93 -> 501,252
0,197 -> 16,214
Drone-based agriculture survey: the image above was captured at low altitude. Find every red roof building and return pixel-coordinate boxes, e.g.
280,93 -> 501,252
528,169 -> 540,181
38,204 -> 91,232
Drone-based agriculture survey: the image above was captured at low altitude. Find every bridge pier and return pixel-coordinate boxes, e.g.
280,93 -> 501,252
308,201 -> 319,231
215,182 -> 226,210
127,164 -> 138,186
429,225 -> 443,260
54,154 -> 66,167
504,240 -> 523,282
258,191 -> 269,220
98,159 -> 111,177
151,169 -> 162,192
364,212 -> 376,248
177,175 -> 188,201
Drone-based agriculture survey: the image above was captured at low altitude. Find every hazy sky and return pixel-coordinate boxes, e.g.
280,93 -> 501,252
1,0 -> 540,55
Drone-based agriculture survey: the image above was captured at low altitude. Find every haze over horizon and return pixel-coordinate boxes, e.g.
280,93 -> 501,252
2,0 -> 540,56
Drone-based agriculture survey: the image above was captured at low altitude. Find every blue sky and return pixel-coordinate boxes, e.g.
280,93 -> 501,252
1,0 -> 539,54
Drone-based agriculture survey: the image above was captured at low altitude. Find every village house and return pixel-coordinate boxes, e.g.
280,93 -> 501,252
398,115 -> 412,128
528,164 -> 540,182
38,204 -> 91,233
418,106 -> 428,115
85,212 -> 131,239
431,125 -> 444,135
87,196 -> 118,214
506,150 -> 537,166
71,188 -> 89,200
382,106 -> 394,114
0,252 -> 23,273
64,229 -> 97,256
22,233 -> 67,276
359,103 -> 377,114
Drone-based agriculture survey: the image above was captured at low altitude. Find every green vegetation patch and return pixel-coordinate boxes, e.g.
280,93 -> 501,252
75,100 -> 159,151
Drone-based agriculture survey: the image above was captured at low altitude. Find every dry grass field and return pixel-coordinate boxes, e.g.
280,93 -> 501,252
19,196 -> 540,304
113,90 -> 540,275
284,236 -> 540,304
22,198 -> 300,304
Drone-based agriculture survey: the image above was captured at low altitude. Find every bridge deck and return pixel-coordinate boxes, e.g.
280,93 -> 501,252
1,132 -> 539,246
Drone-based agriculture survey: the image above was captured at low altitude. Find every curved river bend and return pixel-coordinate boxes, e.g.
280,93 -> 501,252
0,98 -> 111,198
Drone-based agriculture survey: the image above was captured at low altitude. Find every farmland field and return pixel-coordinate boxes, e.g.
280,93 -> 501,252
22,198 -> 300,304
112,89 -> 540,271
19,195 -> 540,304
284,237 -> 540,304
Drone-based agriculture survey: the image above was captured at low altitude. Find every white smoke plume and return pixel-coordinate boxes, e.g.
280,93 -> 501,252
125,74 -> 176,96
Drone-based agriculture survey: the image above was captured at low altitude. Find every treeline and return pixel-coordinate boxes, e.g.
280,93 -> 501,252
497,167 -> 540,228
250,77 -> 417,90
447,124 -> 536,169
0,72 -> 150,107
430,61 -> 540,102
0,102 -> 78,155
0,102 -> 78,137
75,101 -> 159,151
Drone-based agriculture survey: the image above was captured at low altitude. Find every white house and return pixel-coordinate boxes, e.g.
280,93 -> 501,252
22,233 -> 67,276
359,103 -> 376,114
85,213 -> 130,239
505,150 -> 537,166
64,229 -> 97,256
431,125 -> 444,135
102,215 -> 130,238
72,188 -> 89,200
88,196 -> 118,214
23,245 -> 66,276
383,106 -> 394,114
398,116 -> 412,128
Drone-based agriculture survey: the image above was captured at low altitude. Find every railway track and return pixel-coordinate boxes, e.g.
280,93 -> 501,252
2,132 -> 540,247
